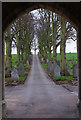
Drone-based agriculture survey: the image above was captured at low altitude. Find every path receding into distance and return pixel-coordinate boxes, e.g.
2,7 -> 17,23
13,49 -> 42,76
5,55 -> 79,118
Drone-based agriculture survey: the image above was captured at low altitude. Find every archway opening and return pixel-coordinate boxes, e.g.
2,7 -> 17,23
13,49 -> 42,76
3,5 -> 79,118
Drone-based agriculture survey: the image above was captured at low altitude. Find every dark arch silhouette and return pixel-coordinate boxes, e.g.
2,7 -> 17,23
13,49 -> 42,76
2,2 -> 81,32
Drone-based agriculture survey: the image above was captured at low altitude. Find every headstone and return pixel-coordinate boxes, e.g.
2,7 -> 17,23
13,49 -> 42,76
50,63 -> 54,73
72,58 -> 76,64
47,59 -> 48,63
73,63 -> 78,80
47,61 -> 52,73
66,62 -> 71,74
27,60 -> 29,65
47,61 -> 54,74
11,66 -> 19,81
54,63 -> 61,77
18,62 -> 25,76
57,61 -> 60,66
28,56 -> 31,65
41,58 -> 43,62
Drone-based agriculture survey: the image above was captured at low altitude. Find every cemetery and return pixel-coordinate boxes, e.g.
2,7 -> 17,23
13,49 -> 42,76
3,6 -> 79,118
5,54 -> 32,86
4,8 -> 78,90
40,53 -> 78,86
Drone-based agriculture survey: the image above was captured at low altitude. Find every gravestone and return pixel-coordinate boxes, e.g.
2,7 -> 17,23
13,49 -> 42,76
54,63 -> 61,77
47,59 -> 48,63
27,60 -> 29,65
73,63 -> 78,80
66,62 -> 71,75
11,66 -> 19,81
57,61 -> 60,66
72,58 -> 76,64
50,62 -> 54,73
47,61 -> 52,73
18,62 -> 25,76
41,58 -> 43,63
28,56 -> 31,65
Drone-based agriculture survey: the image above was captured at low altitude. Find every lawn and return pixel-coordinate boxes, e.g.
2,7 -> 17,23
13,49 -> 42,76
5,76 -> 26,82
51,53 -> 77,61
5,54 -> 17,66
5,54 -> 33,67
54,76 -> 73,84
5,54 -> 32,85
52,53 -> 77,75
41,53 -> 77,85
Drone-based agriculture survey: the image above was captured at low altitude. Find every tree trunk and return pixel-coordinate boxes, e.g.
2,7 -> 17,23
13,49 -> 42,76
60,18 -> 66,76
52,12 -> 57,65
5,28 -> 12,77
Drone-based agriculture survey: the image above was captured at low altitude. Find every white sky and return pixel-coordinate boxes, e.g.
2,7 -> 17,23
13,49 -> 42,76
57,40 -> 77,53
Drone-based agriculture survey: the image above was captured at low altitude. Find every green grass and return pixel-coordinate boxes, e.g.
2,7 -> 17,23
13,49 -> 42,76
54,76 -> 73,84
24,71 -> 29,74
58,81 -> 68,84
5,76 -> 26,82
54,76 -> 73,81
24,64 -> 28,69
24,64 -> 31,69
5,54 -> 32,67
5,77 -> 12,82
5,54 -> 32,84
40,53 -> 77,84
51,53 -> 77,75
51,53 -> 77,61
19,76 -> 26,82
42,64 -> 47,72
5,54 -> 17,66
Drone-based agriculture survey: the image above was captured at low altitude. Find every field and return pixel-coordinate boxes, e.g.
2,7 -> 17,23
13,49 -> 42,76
5,54 -> 32,85
5,54 -> 17,66
5,53 -> 77,68
41,53 -> 77,85
5,53 -> 77,85
51,53 -> 77,61
5,54 -> 33,66
51,53 -> 77,74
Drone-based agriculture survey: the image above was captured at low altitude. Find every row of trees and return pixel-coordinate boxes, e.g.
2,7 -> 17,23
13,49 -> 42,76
35,9 -> 77,76
5,8 -> 77,77
5,12 -> 34,77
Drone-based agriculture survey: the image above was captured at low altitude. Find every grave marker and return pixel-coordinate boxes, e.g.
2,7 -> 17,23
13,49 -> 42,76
11,66 -> 19,81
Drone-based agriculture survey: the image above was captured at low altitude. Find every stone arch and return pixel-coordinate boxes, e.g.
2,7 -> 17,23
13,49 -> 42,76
3,2 -> 80,32
1,2 -> 81,118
